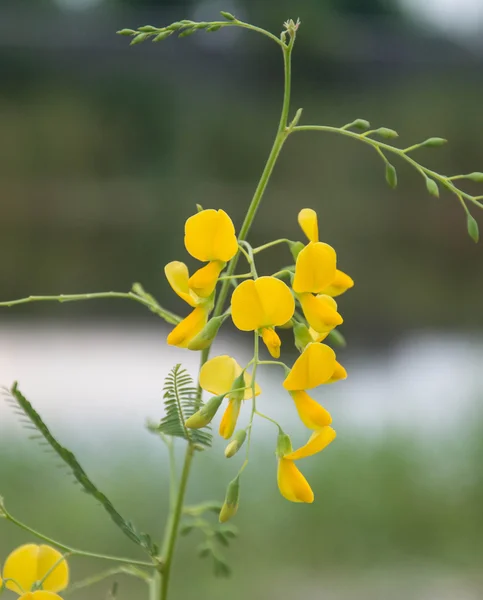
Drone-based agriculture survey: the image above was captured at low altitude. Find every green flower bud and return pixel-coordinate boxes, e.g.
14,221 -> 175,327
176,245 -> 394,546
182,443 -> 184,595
224,429 -> 247,458
293,321 -> 312,352
421,137 -> 447,148
352,119 -> 371,130
117,29 -> 136,36
466,172 -> 483,182
385,163 -> 397,189
185,394 -> 225,429
289,241 -> 305,262
467,213 -> 479,243
220,11 -> 236,21
138,25 -> 158,32
219,477 -> 240,523
229,371 -> 247,402
187,316 -> 224,351
130,33 -> 149,45
374,127 -> 399,139
276,432 -> 293,458
153,31 -> 172,42
425,177 -> 440,198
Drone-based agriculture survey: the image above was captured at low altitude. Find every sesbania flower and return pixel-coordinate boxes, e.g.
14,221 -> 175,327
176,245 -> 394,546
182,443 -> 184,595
283,342 -> 346,429
277,427 -> 336,503
165,209 -> 238,349
231,276 -> 295,358
292,208 -> 354,335
2,544 -> 69,596
198,355 -> 261,439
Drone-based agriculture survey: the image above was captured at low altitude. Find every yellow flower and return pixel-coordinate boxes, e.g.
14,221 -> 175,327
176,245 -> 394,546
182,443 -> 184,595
290,390 -> 332,430
277,427 -> 336,503
231,276 -> 295,358
20,594 -> 63,600
199,355 -> 261,439
165,260 -> 224,305
297,292 -> 343,334
184,209 -> 238,263
322,268 -> 354,298
3,544 -> 69,595
292,241 -> 337,295
166,305 -> 209,348
298,208 -> 319,243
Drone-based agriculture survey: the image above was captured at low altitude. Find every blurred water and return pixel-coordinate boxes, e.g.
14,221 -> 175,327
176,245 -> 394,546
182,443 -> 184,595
1,321 -> 482,444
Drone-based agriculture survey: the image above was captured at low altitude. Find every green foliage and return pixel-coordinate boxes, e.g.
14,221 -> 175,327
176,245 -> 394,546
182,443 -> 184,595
3,383 -> 158,557
157,365 -> 213,449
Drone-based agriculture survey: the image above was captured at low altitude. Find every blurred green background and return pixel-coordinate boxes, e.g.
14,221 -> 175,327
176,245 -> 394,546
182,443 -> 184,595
1,0 -> 483,598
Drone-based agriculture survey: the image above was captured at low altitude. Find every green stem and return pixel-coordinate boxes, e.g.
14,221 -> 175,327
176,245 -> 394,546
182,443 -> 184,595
253,238 -> 291,254
0,292 -> 180,324
292,125 -> 483,210
65,567 -> 150,596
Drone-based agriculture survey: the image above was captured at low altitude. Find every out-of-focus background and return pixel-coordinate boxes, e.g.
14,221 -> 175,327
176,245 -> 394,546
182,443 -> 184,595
1,0 -> 483,598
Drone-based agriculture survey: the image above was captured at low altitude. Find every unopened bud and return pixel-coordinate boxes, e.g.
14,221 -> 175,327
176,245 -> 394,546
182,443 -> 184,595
467,172 -> 483,182
352,118 -> 371,130
117,28 -> 136,36
220,11 -> 236,21
185,394 -> 224,429
293,321 -> 312,352
224,429 -> 247,458
153,31 -> 172,42
421,137 -> 447,148
138,25 -> 158,32
276,432 -> 293,458
289,241 -> 305,262
373,127 -> 399,139
130,33 -> 149,45
229,371 -> 246,402
219,477 -> 240,523
187,316 -> 224,351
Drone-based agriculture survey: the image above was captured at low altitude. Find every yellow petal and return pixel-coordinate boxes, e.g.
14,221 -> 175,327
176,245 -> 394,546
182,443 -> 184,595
188,261 -> 224,298
284,426 -> 336,460
20,594 -> 64,600
199,356 -> 261,399
164,261 -> 198,307
3,544 -> 69,594
292,242 -> 337,294
277,459 -> 314,503
290,390 -> 332,430
184,209 -> 238,262
308,327 -> 330,343
327,361 -> 348,384
283,342 -> 337,391
231,277 -> 295,331
261,327 -> 281,359
219,399 -> 242,439
298,293 -> 343,333
320,269 -> 354,297
298,208 -> 319,243
167,306 -> 208,348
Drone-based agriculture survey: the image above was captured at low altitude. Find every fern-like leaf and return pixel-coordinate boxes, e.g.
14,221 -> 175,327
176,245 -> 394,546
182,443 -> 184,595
3,382 -> 158,557
158,364 -> 212,449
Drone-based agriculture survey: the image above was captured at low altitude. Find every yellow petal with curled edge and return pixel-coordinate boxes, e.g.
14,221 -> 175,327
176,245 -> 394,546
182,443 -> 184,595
298,208 -> 319,243
188,260 -> 224,298
164,261 -> 198,307
4,544 -> 69,594
231,277 -> 295,331
261,327 -> 281,359
283,342 -> 336,391
298,293 -> 343,333
284,426 -> 336,461
219,398 -> 242,439
277,459 -> 314,503
327,361 -> 348,384
199,356 -> 261,399
320,269 -> 354,297
292,242 -> 337,294
167,306 -> 208,348
20,593 -> 64,600
290,390 -> 332,430
184,209 -> 238,262
309,327 -> 330,343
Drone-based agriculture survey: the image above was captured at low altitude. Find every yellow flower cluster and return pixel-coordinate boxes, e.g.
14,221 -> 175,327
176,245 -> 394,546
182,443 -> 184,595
165,207 -> 353,505
0,544 -> 68,599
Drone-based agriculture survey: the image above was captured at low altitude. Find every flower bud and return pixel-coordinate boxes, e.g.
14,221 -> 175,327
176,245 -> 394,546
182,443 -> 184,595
293,321 -> 312,352
185,394 -> 225,429
467,213 -> 479,243
219,477 -> 240,523
289,241 -> 305,262
276,432 -> 293,458
229,371 -> 247,402
187,315 -> 224,351
224,429 -> 247,458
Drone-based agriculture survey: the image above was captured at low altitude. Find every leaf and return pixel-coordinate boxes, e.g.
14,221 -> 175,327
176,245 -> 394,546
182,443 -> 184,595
157,365 -> 212,449
385,163 -> 398,189
467,213 -> 479,243
3,383 -> 158,557
425,177 -> 440,198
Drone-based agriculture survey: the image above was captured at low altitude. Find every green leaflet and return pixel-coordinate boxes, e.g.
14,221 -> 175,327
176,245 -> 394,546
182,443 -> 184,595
157,365 -> 213,449
5,383 -> 158,557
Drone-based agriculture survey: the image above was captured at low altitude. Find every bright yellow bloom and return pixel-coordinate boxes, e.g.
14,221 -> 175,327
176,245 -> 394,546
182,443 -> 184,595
184,209 -> 238,263
199,355 -> 261,439
298,208 -> 319,243
231,276 -> 295,358
321,269 -> 354,297
3,544 -> 69,595
20,593 -> 63,600
292,242 -> 337,295
298,292 -> 343,334
167,306 -> 209,348
290,390 -> 332,430
278,427 -> 336,503
283,342 -> 337,391
165,260 -> 223,306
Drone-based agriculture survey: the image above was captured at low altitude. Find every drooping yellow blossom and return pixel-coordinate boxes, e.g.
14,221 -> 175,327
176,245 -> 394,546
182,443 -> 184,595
20,593 -> 63,600
184,209 -> 238,263
306,296 -> 340,342
199,355 -> 261,439
290,390 -> 332,430
165,260 -> 223,305
166,305 -> 209,348
3,544 -> 69,595
231,276 -> 295,358
278,427 -> 336,503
